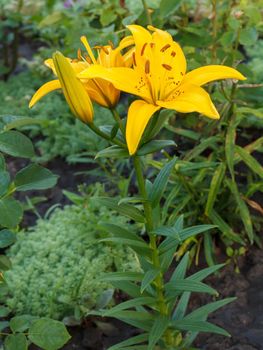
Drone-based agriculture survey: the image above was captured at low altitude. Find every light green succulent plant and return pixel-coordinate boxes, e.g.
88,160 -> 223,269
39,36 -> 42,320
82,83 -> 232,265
5,203 -> 140,321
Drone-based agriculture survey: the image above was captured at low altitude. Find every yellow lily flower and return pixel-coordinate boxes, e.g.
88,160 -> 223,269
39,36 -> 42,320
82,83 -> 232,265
29,35 -> 134,111
78,25 -> 246,155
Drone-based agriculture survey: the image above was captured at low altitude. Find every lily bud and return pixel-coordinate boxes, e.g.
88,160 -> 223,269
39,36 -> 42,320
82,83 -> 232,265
53,51 -> 93,123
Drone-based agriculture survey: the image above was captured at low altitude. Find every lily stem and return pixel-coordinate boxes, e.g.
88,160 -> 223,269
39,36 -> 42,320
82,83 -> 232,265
111,108 -> 125,136
141,0 -> 153,26
88,122 -> 125,148
133,155 -> 167,316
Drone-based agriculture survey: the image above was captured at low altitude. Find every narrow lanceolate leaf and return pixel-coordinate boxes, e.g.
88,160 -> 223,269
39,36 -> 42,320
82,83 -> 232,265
95,145 -> 128,159
234,137 -> 263,164
107,334 -> 149,350
189,264 -> 225,282
205,163 -> 226,215
171,320 -> 230,337
102,297 -> 155,317
94,197 -> 145,223
208,209 -> 244,244
226,179 -> 253,243
149,158 -> 177,208
153,224 -> 215,242
111,281 -> 142,298
148,316 -> 169,350
184,297 -> 236,320
165,279 -> 217,296
98,272 -> 143,283
114,311 -> 152,321
172,292 -> 191,320
0,131 -> 35,158
170,253 -> 189,282
184,136 -> 221,161
141,269 -> 160,293
137,140 -> 176,156
235,145 -> 263,178
225,117 -> 237,178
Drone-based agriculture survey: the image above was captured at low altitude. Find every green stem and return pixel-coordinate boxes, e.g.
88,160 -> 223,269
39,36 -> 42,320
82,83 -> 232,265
111,108 -> 125,136
88,122 -> 125,147
133,155 -> 167,315
141,0 -> 152,25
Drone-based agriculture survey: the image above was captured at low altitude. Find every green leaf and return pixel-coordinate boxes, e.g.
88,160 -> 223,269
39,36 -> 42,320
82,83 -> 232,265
160,0 -> 183,16
226,179 -> 253,243
166,280 -> 217,296
172,320 -> 230,336
0,306 -> 11,317
172,292 -> 191,320
239,27 -> 258,46
113,311 -> 152,321
4,117 -> 42,130
95,145 -> 128,159
184,136 -> 220,161
107,333 -> 149,350
0,255 -> 12,271
225,117 -> 236,178
102,297 -> 155,317
141,269 -> 160,293
205,163 -> 226,215
4,334 -> 28,350
190,264 -> 224,281
111,281 -> 142,299
10,315 -> 38,332
0,170 -> 10,196
0,229 -> 16,248
94,197 -> 145,223
138,140 -> 176,156
185,297 -> 236,320
235,145 -> 263,178
208,209 -> 244,244
0,197 -> 23,228
165,125 -> 200,141
153,224 -> 215,242
0,131 -> 35,158
204,232 -> 215,266
170,253 -> 189,282
148,316 -> 169,350
99,271 -> 143,282
149,158 -> 177,208
0,154 -> 5,170
28,318 -> 71,350
14,164 -> 58,191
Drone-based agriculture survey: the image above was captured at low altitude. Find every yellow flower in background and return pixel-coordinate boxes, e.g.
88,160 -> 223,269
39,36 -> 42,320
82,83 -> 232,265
29,35 -> 134,113
78,25 -> 246,155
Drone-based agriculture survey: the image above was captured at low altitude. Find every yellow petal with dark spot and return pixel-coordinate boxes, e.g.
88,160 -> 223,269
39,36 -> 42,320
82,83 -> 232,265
157,84 -> 220,119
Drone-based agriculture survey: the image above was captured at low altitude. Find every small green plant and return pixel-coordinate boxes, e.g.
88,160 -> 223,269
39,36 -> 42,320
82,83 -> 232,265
5,200 -> 140,320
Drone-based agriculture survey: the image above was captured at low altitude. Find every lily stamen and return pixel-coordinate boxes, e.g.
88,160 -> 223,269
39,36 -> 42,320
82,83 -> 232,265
145,60 -> 150,74
141,43 -> 147,56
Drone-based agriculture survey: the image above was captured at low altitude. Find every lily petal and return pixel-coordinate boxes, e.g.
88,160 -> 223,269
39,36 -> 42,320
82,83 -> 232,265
158,84 -> 219,119
183,65 -> 246,87
126,25 -> 152,51
126,100 -> 161,155
78,65 -> 152,102
29,79 -> 61,108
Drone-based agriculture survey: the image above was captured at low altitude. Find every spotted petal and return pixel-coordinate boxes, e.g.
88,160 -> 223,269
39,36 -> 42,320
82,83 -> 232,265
157,84 -> 220,119
126,100 -> 161,155
78,65 -> 152,102
183,65 -> 246,87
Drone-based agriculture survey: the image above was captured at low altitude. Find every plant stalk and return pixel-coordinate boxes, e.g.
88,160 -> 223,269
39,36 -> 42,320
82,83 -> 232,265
133,155 -> 167,315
